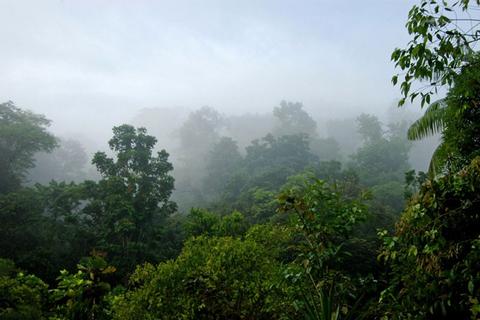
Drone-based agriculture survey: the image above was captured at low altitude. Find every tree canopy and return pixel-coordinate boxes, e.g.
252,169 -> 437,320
0,101 -> 57,193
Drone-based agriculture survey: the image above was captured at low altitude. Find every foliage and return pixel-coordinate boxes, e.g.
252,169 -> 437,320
370,181 -> 406,214
379,157 -> 480,319
278,177 -> 369,275
84,125 -> 176,277
113,235 -> 292,319
437,56 -> 480,170
50,253 -> 116,320
183,208 -> 221,238
357,113 -> 383,144
350,114 -> 411,190
325,118 -> 362,157
203,136 -> 243,199
246,134 -> 317,174
175,106 -> 224,205
0,182 -> 92,283
278,177 -> 371,318
272,100 -> 317,138
208,133 -> 320,223
177,106 -> 224,157
407,99 -> 446,141
407,55 -> 480,175
0,101 -> 57,194
183,209 -> 248,238
392,0 -> 480,106
0,259 -> 48,320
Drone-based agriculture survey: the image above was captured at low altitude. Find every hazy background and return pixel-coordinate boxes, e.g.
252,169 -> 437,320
1,0 -> 419,142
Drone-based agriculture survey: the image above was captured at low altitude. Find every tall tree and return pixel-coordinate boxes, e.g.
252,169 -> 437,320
272,100 -> 317,138
351,114 -> 411,187
0,101 -> 57,194
85,125 -> 176,275
174,106 -> 224,211
27,138 -> 89,184
350,115 -> 411,213
177,106 -> 223,163
204,137 -> 243,199
357,113 -> 383,144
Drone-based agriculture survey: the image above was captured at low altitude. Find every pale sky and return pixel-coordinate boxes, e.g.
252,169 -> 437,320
0,0 -> 418,137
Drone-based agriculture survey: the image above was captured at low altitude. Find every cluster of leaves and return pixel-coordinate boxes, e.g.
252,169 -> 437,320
0,255 -> 118,320
0,259 -> 49,319
0,181 -> 93,283
348,114 -> 412,214
392,0 -> 480,106
183,209 -> 248,238
379,157 -> 480,318
407,54 -> 480,176
278,176 -> 375,319
50,253 -> 116,320
113,231 -> 293,319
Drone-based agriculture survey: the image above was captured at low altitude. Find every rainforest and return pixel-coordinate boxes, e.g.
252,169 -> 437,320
0,0 -> 479,319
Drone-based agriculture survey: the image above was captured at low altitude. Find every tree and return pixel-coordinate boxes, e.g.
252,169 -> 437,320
278,176 -> 372,318
112,235 -> 292,319
348,115 -> 412,215
27,138 -> 89,184
0,259 -> 48,319
378,157 -> 480,319
208,133 -> 319,223
0,101 -> 57,194
224,113 -> 274,150
392,0 -> 480,106
50,253 -> 116,320
183,209 -> 248,238
407,56 -> 480,175
203,137 -> 243,199
272,100 -> 317,138
174,106 -> 224,212
177,106 -> 223,165
325,118 -> 362,157
245,134 -> 318,178
85,125 -> 176,276
350,114 -> 411,187
356,113 -> 383,144
0,181 -> 92,283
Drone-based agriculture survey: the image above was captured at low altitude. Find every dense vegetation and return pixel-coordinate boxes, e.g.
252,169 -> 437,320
1,0 -> 479,319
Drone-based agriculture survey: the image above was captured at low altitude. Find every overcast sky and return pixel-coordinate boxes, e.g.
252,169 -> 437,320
0,0 -> 418,137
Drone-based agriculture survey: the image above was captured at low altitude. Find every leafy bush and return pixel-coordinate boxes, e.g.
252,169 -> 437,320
0,259 -> 48,320
50,254 -> 116,320
379,157 -> 480,318
113,235 -> 293,319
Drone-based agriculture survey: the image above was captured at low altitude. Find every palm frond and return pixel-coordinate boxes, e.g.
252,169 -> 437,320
428,141 -> 449,177
407,99 -> 447,141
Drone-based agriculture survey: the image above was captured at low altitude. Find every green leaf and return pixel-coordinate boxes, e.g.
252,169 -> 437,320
392,75 -> 398,85
468,280 -> 474,294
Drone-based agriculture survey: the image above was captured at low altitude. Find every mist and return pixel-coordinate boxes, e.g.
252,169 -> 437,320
1,0 -> 421,140
5,1 -> 470,317
1,0 -> 440,208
